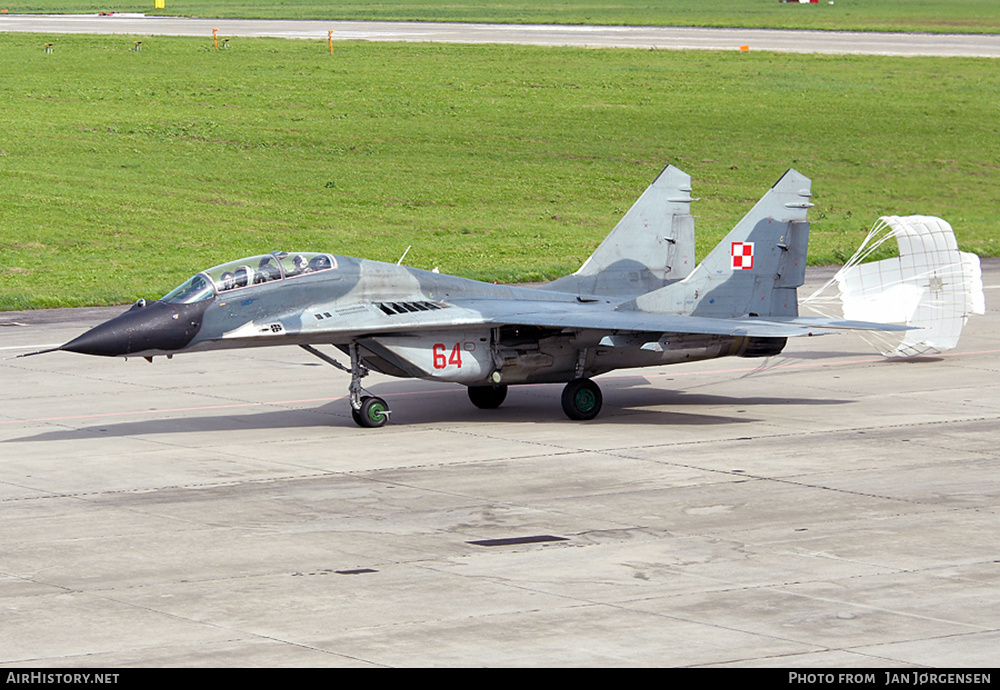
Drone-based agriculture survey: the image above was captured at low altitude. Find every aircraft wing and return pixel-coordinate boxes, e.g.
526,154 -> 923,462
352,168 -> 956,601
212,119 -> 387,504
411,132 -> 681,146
447,299 -> 911,338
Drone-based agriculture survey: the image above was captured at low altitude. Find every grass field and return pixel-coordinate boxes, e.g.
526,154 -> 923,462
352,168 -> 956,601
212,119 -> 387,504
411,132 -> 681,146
1,32 -> 998,309
7,0 -> 1000,34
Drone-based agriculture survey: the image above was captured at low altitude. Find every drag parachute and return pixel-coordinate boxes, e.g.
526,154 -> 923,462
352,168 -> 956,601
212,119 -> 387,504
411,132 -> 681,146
803,215 -> 985,357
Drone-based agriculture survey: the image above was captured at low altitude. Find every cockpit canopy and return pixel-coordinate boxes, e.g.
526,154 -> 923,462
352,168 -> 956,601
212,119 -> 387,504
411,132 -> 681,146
162,251 -> 337,304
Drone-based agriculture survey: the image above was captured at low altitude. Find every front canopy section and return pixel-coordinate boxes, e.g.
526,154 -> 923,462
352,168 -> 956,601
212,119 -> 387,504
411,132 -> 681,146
161,251 -> 337,304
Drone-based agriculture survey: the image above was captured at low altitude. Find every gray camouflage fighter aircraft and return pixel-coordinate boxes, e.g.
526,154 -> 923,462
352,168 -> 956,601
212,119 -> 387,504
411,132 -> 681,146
40,165 -> 907,427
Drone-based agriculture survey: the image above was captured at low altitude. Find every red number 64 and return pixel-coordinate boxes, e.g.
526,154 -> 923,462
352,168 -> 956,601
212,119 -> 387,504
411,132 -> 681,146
433,343 -> 462,369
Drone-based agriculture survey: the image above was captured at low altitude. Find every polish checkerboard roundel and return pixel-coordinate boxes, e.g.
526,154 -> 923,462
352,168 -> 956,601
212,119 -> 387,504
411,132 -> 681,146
731,241 -> 754,270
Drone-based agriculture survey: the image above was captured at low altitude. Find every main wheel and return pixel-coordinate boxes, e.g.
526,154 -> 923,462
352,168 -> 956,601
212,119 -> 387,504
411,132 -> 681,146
561,378 -> 602,421
467,384 -> 508,409
356,396 -> 390,428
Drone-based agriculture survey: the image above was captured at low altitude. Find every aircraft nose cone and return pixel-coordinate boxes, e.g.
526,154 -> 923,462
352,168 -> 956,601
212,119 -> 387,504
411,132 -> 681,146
61,299 -> 209,357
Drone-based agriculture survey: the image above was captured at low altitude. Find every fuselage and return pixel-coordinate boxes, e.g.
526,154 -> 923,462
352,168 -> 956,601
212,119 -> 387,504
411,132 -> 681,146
60,250 -> 771,387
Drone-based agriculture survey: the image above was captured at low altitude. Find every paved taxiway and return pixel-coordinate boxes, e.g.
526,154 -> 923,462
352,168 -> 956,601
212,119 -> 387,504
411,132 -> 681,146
1,263 -> 998,667
2,14 -> 1000,57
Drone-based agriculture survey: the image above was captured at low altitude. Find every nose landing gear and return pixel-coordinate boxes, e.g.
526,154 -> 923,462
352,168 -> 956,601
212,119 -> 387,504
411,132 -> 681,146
299,342 -> 391,429
344,342 -> 390,428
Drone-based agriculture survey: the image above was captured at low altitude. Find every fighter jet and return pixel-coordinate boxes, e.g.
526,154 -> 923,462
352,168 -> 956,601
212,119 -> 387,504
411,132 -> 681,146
43,166 -> 906,427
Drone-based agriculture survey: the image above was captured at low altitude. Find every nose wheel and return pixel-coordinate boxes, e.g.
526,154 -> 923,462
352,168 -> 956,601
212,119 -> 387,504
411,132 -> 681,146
352,395 -> 390,428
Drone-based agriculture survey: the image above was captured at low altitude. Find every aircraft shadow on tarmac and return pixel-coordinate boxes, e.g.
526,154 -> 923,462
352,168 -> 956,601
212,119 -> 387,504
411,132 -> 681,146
6,380 -> 852,443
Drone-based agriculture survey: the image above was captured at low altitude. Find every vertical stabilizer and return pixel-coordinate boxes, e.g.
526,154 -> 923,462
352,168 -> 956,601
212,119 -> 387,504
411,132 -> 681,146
622,169 -> 813,318
544,165 -> 696,297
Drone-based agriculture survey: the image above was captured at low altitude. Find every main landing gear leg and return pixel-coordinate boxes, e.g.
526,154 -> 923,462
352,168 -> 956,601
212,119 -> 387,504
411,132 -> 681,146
560,348 -> 602,421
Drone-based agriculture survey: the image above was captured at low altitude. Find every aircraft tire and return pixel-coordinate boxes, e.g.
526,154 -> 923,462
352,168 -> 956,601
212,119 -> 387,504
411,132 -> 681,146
357,396 -> 390,428
561,378 -> 602,421
350,397 -> 367,427
467,384 -> 508,409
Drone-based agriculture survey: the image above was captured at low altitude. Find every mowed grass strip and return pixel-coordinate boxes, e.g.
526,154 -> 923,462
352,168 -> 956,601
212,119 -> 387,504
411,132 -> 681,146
11,0 -> 1000,34
1,34 -> 998,308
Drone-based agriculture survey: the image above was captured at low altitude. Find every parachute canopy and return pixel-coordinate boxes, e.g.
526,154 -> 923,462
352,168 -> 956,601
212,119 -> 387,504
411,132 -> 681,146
804,215 -> 984,357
